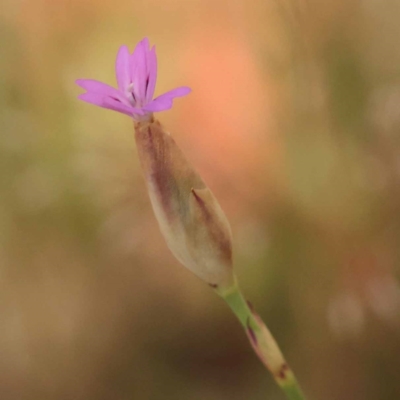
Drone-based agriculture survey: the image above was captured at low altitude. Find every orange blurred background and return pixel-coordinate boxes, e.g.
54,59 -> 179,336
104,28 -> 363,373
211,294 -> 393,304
1,0 -> 400,399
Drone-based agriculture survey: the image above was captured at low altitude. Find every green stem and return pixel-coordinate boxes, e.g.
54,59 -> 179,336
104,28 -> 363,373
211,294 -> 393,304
216,282 -> 307,400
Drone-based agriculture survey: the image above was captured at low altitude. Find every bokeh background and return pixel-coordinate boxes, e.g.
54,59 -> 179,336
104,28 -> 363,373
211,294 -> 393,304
1,0 -> 400,399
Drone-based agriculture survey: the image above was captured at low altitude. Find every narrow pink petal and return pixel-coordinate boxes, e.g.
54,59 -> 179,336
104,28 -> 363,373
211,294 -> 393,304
143,87 -> 191,112
157,86 -> 192,98
75,79 -> 130,105
141,37 -> 150,52
78,92 -> 143,117
115,45 -> 131,92
145,46 -> 157,102
143,97 -> 173,112
103,98 -> 144,116
130,38 -> 150,102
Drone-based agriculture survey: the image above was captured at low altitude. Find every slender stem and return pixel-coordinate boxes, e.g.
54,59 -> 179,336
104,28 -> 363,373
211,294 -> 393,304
216,282 -> 307,400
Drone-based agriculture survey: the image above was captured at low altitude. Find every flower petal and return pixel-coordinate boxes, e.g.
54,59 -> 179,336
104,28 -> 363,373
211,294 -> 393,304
115,45 -> 131,92
143,97 -> 173,112
78,92 -> 143,117
131,38 -> 150,103
75,79 -> 130,105
145,46 -> 157,102
143,87 -> 191,112
158,86 -> 192,98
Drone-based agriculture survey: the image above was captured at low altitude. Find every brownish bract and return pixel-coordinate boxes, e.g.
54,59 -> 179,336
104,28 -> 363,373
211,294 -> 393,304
134,119 -> 235,290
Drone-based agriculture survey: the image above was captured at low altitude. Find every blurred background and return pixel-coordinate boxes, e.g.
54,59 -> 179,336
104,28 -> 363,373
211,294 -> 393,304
1,0 -> 400,399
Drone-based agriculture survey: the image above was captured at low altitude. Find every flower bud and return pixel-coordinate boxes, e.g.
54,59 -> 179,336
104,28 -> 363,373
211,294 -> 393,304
134,119 -> 234,290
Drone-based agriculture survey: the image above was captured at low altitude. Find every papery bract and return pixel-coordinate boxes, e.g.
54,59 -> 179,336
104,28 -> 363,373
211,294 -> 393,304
134,119 -> 235,289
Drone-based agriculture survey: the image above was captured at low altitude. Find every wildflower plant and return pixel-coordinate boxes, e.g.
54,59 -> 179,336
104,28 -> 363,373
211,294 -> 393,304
76,38 -> 307,400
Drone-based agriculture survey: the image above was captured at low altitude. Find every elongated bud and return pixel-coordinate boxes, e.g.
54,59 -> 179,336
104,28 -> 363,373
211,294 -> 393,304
134,119 -> 235,290
246,308 -> 288,384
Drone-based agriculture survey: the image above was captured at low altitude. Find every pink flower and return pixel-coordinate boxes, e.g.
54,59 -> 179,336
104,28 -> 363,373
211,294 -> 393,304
76,38 -> 191,120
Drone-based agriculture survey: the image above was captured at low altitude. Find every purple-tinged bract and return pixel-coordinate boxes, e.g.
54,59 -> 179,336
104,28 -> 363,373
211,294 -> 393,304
76,38 -> 191,119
